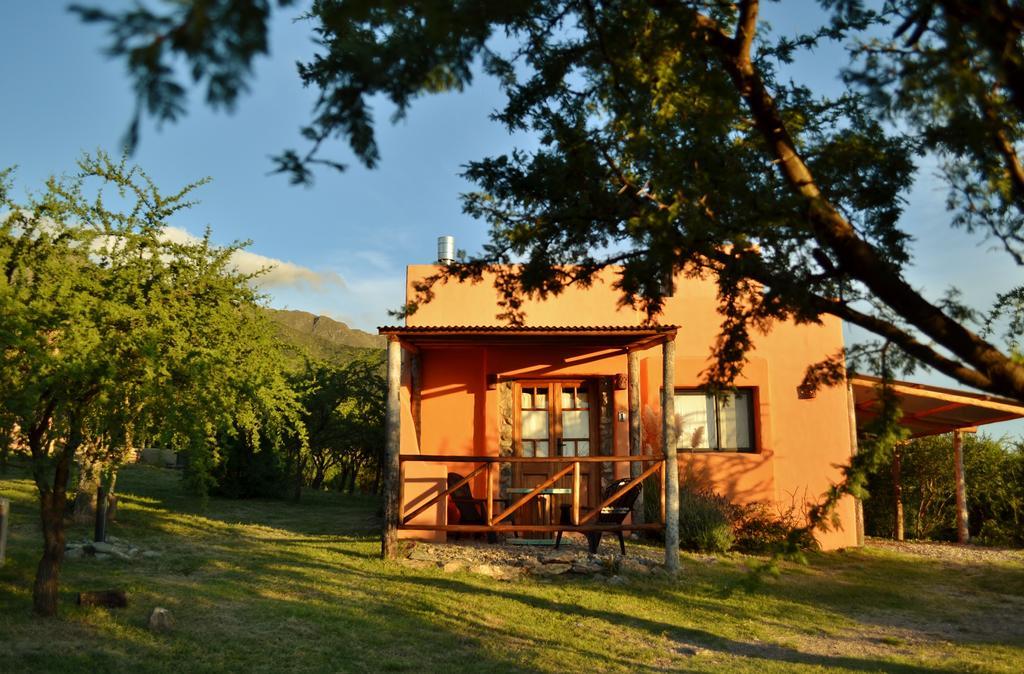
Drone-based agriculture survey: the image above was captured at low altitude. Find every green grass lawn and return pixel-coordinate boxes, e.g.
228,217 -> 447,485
2,463 -> 1023,673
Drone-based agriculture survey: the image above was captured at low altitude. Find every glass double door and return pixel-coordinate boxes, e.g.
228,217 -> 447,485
514,380 -> 600,528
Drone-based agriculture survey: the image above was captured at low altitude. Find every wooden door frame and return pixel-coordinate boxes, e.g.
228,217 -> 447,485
511,378 -> 602,509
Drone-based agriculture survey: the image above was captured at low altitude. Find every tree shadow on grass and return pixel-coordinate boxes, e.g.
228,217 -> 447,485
389,573 -> 959,673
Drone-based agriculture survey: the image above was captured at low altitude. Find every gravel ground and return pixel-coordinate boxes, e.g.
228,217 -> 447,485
865,536 -> 1024,564
406,532 -> 669,567
408,534 -> 1024,570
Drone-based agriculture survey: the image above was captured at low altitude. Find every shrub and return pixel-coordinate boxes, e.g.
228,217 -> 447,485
678,487 -> 735,553
732,502 -> 817,553
211,432 -> 290,499
975,519 -> 1020,547
732,503 -> 792,553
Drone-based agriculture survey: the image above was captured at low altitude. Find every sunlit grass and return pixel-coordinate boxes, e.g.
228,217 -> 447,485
2,461 -> 1023,673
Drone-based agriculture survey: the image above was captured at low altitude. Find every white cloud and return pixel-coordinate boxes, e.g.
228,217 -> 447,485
161,226 -> 345,290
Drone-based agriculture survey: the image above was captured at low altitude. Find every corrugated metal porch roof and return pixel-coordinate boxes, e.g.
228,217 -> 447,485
851,374 -> 1024,437
377,324 -> 678,349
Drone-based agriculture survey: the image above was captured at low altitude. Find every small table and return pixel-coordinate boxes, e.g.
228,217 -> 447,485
506,487 -> 573,545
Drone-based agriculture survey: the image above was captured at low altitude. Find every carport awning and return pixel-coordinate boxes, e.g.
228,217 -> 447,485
851,374 -> 1024,438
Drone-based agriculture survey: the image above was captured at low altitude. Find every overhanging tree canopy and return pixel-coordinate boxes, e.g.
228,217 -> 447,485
74,0 -> 1024,401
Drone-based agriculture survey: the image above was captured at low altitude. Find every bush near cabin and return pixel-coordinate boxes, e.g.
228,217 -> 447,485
673,485 -> 814,554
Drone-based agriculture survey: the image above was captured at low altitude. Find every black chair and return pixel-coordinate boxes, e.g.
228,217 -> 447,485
555,477 -> 642,554
447,472 -> 502,542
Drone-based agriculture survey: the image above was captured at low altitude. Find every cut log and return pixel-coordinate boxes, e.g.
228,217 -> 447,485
77,590 -> 128,608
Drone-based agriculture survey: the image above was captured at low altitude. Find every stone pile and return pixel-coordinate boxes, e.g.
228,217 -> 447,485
65,535 -> 161,562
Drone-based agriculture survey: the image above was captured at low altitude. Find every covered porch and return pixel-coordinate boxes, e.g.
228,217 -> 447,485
378,324 -> 683,570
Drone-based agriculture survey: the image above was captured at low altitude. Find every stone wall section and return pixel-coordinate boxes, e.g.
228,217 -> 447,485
498,381 -> 515,502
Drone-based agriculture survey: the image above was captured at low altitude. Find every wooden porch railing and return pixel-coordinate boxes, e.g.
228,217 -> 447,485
398,454 -> 666,533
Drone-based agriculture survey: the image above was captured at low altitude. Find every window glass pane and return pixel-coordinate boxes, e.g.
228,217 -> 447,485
577,387 -> 588,408
534,387 -> 547,408
562,410 -> 589,439
522,442 -> 535,458
562,389 -> 573,409
535,440 -> 549,457
706,395 -> 719,449
560,441 -> 575,457
521,389 -> 532,409
718,392 -> 752,449
674,394 -> 710,449
521,410 -> 549,440
577,440 -> 590,456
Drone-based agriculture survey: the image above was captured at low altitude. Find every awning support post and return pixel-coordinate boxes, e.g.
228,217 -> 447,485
954,429 -> 970,544
846,380 -> 865,547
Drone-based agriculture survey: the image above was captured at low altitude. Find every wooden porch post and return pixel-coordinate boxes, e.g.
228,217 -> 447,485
954,429 -> 970,544
846,380 -> 865,547
382,336 -> 402,559
628,349 -> 643,523
662,336 -> 680,573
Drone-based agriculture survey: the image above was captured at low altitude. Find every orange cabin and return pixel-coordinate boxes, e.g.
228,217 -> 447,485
381,262 -> 860,550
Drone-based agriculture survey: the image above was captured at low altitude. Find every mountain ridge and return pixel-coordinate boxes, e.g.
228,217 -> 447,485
266,308 -> 384,366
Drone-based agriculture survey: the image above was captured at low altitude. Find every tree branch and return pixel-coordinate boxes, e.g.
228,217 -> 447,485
652,0 -> 1024,401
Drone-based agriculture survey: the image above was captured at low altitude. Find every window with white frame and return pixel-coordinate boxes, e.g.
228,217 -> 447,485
673,389 -> 755,452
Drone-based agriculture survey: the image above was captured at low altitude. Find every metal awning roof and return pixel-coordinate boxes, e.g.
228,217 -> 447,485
851,374 -> 1024,438
377,324 -> 677,349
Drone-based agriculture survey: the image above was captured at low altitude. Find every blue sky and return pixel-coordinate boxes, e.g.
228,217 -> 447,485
1,1 -> 1021,438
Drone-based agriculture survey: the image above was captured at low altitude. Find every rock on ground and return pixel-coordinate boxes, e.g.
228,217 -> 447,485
148,607 -> 174,632
469,564 -> 522,581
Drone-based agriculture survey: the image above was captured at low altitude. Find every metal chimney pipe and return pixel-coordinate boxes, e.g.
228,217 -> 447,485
437,235 -> 455,264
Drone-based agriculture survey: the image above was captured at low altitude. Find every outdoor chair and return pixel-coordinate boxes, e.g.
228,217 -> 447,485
447,472 -> 503,542
554,477 -> 642,555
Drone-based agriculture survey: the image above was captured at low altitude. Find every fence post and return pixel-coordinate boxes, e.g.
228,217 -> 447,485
0,497 -> 9,568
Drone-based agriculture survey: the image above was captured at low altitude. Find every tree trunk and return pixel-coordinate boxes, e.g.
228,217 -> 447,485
347,461 -> 362,494
34,487 -> 68,616
893,444 -> 905,541
310,463 -> 326,490
0,429 -> 10,474
372,451 -> 383,495
293,455 -> 304,502
72,446 -> 108,523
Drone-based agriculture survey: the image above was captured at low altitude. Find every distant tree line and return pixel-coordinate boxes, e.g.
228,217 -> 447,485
0,155 -> 384,617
